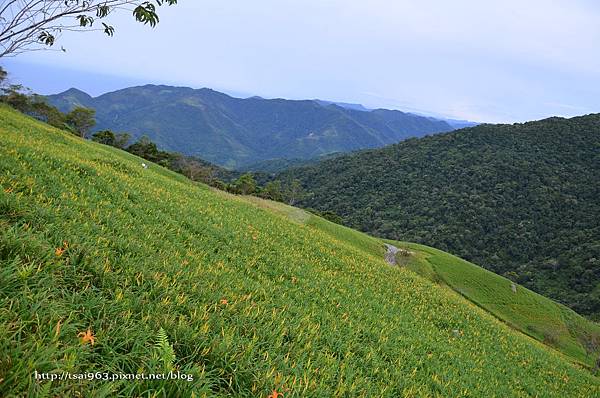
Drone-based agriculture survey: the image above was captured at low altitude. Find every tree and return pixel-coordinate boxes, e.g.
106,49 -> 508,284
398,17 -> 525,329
114,132 -> 131,149
92,130 -> 131,149
65,106 -> 96,137
91,130 -> 117,146
259,180 -> 284,201
29,95 -> 66,128
126,135 -> 160,159
319,210 -> 343,225
0,81 -> 66,128
0,1 -> 178,58
233,173 -> 257,195
285,179 -> 304,205
178,158 -> 214,183
91,129 -> 131,148
0,83 -> 29,110
126,135 -> 173,165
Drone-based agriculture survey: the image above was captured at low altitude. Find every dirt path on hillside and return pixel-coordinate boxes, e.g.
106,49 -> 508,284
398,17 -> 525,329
384,243 -> 399,266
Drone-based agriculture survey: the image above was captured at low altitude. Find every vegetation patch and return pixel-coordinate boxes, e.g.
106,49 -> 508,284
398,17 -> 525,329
282,116 -> 600,319
1,106 -> 598,396
392,240 -> 600,368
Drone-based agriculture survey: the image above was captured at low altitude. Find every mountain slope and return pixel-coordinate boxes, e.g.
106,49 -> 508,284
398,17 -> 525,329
47,85 -> 453,168
278,115 -> 600,319
389,241 -> 600,367
1,105 -> 599,396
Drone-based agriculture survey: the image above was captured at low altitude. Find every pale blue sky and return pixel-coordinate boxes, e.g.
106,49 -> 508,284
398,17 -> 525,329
2,0 -> 600,123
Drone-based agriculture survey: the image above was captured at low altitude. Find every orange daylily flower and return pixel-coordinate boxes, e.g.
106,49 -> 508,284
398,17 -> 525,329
78,329 -> 95,345
55,241 -> 69,257
220,298 -> 228,305
55,320 -> 62,338
267,390 -> 283,398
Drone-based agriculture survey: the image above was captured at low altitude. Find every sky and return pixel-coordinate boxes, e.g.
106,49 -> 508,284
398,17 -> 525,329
2,0 -> 600,123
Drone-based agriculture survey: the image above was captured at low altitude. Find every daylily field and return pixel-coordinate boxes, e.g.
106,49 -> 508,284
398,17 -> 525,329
0,105 -> 598,396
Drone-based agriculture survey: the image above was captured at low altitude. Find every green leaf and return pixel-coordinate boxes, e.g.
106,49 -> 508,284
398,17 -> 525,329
96,5 -> 110,18
37,31 -> 55,46
133,2 -> 159,27
102,23 -> 114,37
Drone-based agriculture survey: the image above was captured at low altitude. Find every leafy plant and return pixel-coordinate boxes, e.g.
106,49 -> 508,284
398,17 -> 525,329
155,328 -> 176,372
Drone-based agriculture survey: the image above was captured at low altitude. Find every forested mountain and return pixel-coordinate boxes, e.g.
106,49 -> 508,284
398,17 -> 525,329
238,152 -> 344,173
47,85 -> 454,168
279,115 -> 600,319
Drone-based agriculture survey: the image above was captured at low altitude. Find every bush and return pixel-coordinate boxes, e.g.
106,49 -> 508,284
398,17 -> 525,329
65,106 -> 96,138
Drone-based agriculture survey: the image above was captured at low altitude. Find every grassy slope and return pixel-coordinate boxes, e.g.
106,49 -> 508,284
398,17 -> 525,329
387,240 -> 600,368
0,105 -> 598,397
237,196 -> 383,259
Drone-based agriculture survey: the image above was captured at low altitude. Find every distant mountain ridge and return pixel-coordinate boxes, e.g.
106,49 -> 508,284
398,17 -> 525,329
432,117 -> 478,129
313,99 -> 371,112
47,85 -> 456,168
314,99 -> 479,129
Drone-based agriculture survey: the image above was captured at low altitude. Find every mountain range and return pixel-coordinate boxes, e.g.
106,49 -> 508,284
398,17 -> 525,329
45,84 -> 600,319
47,85 -> 458,168
278,114 -> 600,319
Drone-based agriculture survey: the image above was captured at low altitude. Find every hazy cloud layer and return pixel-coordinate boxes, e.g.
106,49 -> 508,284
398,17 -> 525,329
3,0 -> 599,123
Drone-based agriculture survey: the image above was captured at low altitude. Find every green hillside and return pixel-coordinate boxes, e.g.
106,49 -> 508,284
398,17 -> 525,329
279,115 -> 600,320
47,86 -> 453,168
387,241 -> 600,368
1,105 -> 598,396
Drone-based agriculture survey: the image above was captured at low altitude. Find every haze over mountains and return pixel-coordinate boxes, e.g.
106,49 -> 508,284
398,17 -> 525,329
47,85 -> 459,168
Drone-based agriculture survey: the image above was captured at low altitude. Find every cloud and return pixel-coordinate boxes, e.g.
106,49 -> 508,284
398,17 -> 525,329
6,0 -> 600,122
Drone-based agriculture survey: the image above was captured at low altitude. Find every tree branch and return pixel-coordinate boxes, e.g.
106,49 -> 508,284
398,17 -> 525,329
0,0 -> 177,57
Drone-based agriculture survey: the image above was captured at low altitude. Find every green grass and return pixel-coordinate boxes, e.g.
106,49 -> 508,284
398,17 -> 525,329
240,196 -> 383,258
1,105 -> 599,397
388,240 -> 600,368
